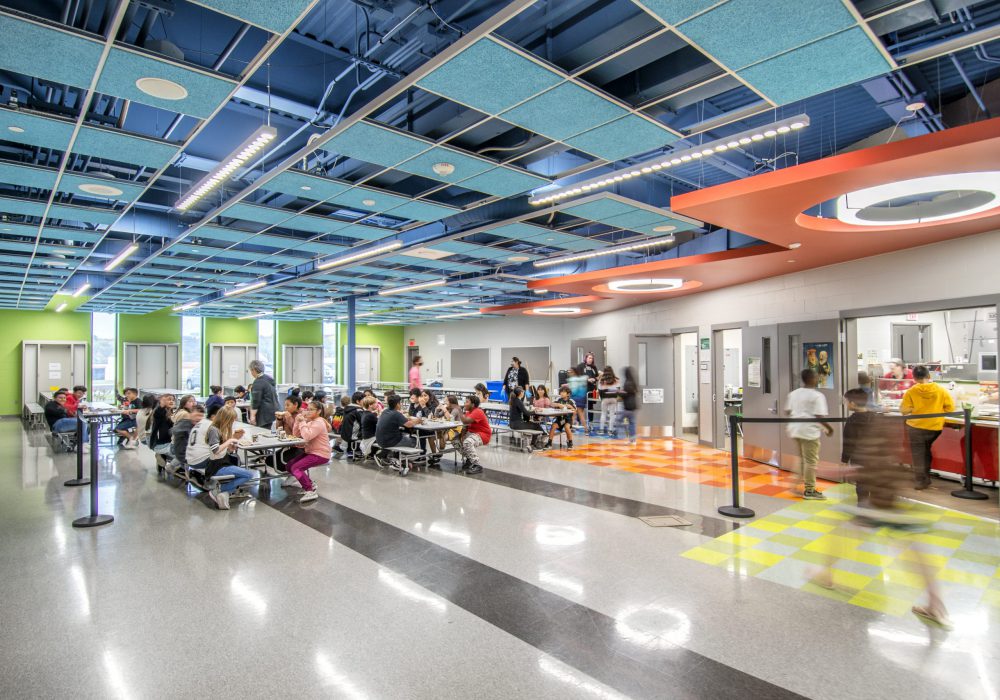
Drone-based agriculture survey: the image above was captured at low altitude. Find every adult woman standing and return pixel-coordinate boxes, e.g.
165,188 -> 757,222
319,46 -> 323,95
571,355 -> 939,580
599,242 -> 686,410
502,357 -> 530,396
409,355 -> 423,391
248,359 -> 279,428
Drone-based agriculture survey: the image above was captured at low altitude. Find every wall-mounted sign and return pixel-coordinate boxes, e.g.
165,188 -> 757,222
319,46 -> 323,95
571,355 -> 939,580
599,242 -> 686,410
408,339 -> 416,347
747,357 -> 761,388
804,342 -> 834,389
906,313 -> 919,321
700,337 -> 710,350
699,361 -> 711,384
642,388 -> 664,404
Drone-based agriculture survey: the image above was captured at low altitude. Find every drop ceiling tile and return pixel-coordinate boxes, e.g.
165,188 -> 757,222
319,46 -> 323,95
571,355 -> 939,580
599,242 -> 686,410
385,199 -> 460,222
0,196 -> 46,217
0,162 -> 57,190
58,172 -> 146,201
48,203 -> 118,226
416,37 -> 563,115
500,82 -> 627,141
0,109 -> 75,152
600,209 -> 667,230
565,115 -> 678,162
73,127 -> 179,169
327,187 -> 411,213
560,198 -> 637,222
267,170 -> 350,201
285,214 -> 345,235
457,167 -> 550,198
223,202 -> 292,225
487,222 -> 551,241
397,146 -> 493,184
325,122 -> 429,170
0,15 -> 102,89
188,0 -> 315,33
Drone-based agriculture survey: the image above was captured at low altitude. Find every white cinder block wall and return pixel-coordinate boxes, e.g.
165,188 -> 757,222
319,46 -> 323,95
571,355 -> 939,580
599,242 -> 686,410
405,229 -> 1000,442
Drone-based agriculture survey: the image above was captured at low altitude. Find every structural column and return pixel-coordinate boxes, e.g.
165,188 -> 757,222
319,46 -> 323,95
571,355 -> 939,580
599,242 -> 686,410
346,295 -> 356,393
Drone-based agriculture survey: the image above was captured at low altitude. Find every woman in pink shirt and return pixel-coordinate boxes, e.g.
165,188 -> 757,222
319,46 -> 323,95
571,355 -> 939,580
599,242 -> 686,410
284,400 -> 331,503
409,355 -> 423,390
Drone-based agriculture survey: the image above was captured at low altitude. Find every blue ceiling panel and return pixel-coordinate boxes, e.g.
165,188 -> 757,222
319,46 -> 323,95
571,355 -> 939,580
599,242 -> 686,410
0,110 -> 75,151
97,48 -> 237,119
325,122 -> 429,170
416,38 -> 562,115
678,0 -> 856,70
73,127 -> 179,169
384,199 -> 459,222
738,28 -> 892,105
266,170 -> 350,201
57,172 -> 146,201
0,196 -> 46,217
565,115 -> 678,162
600,209 -> 668,230
0,15 -> 102,89
488,222 -> 550,240
336,224 -> 395,241
284,214 -> 346,235
397,146 -> 493,183
630,0 -> 721,24
287,241 -> 346,255
47,204 -> 117,226
327,187 -> 411,212
561,198 -> 638,222
500,82 -> 627,141
457,167 -> 549,198
223,202 -> 292,225
187,0 -> 315,33
0,162 -> 57,190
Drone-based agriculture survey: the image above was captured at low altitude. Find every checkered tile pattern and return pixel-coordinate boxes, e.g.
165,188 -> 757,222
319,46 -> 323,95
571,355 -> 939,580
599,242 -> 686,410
682,485 -> 1000,617
547,437 -> 835,500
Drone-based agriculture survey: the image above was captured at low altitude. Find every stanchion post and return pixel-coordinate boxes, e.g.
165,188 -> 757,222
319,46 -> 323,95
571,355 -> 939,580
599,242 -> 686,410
951,407 -> 987,501
64,413 -> 90,487
73,420 -> 114,528
718,413 -> 755,518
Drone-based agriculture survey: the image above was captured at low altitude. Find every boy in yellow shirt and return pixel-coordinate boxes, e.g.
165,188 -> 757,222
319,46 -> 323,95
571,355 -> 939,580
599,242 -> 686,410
900,365 -> 955,489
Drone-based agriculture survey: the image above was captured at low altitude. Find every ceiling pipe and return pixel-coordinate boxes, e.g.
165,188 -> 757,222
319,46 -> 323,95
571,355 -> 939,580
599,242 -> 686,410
948,54 -> 991,116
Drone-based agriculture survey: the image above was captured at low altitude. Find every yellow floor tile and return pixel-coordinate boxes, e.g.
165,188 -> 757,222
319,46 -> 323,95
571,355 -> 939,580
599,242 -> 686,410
750,520 -> 788,534
939,568 -> 991,588
796,520 -> 837,534
831,569 -> 873,590
737,549 -> 784,567
848,590 -> 913,616
717,531 -> 762,547
681,548 -> 730,566
882,568 -> 927,590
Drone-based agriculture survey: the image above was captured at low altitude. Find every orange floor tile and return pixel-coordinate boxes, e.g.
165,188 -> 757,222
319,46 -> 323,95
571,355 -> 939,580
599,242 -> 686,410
548,437 -> 835,499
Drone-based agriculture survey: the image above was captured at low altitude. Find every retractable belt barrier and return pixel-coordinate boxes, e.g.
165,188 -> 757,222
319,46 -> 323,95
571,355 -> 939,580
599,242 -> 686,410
64,413 -> 89,487
72,419 -> 114,529
720,408 -> 983,519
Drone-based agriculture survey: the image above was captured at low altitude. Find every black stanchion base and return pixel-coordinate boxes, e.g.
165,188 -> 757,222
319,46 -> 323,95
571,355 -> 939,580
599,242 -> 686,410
64,478 -> 91,487
951,488 -> 989,501
718,505 -> 755,518
72,514 -> 114,528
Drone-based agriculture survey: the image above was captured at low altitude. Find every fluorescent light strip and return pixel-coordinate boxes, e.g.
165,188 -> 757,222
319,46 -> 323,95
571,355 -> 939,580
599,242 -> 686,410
367,320 -> 399,325
176,126 -> 277,211
104,243 -> 139,272
435,311 -> 481,319
55,303 -> 68,312
70,282 -> 90,298
534,235 -> 677,268
237,311 -> 271,320
223,280 -> 266,297
172,301 -> 200,312
292,300 -> 333,311
317,241 -> 402,271
335,312 -> 375,320
378,279 -> 446,296
529,114 -> 810,205
413,298 -> 469,310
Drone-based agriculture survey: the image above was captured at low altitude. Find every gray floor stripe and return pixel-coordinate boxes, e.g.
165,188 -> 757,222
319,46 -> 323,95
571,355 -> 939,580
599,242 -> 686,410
260,490 -> 805,700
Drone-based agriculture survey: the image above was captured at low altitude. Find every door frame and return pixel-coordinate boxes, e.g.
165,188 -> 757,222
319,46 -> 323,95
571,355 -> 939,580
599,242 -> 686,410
670,327 -> 699,443
346,344 -> 381,385
22,340 -> 89,407
123,342 -> 181,391
208,343 -> 258,389
711,322 -> 748,449
629,333 -> 673,437
281,344 -> 322,384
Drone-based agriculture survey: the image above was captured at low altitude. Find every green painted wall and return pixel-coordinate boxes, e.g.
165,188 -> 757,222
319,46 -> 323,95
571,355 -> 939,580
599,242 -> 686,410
275,320 -> 322,381
0,309 -> 91,416
116,311 -> 181,384
338,324 -> 405,384
202,318 -> 259,389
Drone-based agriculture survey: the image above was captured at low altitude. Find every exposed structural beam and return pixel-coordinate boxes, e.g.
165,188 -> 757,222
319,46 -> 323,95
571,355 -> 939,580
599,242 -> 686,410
895,20 -> 1000,65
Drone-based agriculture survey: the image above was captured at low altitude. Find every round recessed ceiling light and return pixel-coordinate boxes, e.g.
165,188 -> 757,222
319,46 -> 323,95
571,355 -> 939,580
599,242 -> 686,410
607,278 -> 684,293
78,182 -> 124,197
653,224 -> 677,233
362,198 -> 376,207
432,162 -> 455,176
788,242 -> 802,249
905,101 -> 926,112
530,307 -> 582,315
7,125 -> 25,134
508,255 -> 530,262
300,185 -> 312,191
533,289 -> 547,294
135,77 -> 189,100
834,172 -> 1000,226
787,259 -> 796,263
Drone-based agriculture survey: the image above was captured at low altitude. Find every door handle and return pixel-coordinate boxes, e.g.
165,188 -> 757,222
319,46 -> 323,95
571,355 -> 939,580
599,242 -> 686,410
768,401 -> 777,414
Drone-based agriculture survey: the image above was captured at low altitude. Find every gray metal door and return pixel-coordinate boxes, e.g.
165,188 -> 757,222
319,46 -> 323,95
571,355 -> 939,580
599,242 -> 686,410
630,335 -> 672,437
891,323 -> 932,363
570,337 -> 606,369
741,325 -> 781,466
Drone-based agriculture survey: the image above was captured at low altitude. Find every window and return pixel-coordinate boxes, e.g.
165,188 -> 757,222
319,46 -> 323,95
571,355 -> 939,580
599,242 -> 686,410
181,316 -> 203,394
322,321 -> 337,383
91,312 -> 116,402
258,318 -> 275,374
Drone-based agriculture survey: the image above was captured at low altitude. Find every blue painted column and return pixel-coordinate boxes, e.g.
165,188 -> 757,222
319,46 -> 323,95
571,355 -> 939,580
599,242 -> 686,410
346,295 -> 356,393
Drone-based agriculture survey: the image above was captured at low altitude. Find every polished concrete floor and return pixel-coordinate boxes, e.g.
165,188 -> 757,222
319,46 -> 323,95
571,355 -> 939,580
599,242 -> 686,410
2,419 -> 998,699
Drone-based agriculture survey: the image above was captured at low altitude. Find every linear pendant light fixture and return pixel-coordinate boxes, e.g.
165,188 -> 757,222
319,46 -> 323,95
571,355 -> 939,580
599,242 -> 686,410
413,298 -> 469,310
55,302 -> 68,312
104,243 -> 139,271
172,301 -> 199,312
529,114 -> 810,206
238,311 -> 271,320
534,234 -> 677,268
292,300 -> 333,311
223,280 -> 266,297
69,282 -> 90,297
436,310 -> 481,319
176,125 -> 277,211
317,241 -> 402,271
378,278 -> 446,296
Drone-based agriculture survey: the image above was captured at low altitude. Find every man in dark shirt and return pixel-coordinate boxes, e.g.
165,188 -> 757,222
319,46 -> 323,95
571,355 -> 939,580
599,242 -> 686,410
375,394 -> 422,449
45,391 -> 89,442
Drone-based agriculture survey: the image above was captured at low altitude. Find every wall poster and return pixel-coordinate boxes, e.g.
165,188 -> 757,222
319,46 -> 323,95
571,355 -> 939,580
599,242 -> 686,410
804,342 -> 834,389
747,357 -> 761,388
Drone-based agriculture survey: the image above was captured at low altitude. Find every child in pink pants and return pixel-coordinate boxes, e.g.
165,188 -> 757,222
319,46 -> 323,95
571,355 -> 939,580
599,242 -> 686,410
285,400 -> 331,503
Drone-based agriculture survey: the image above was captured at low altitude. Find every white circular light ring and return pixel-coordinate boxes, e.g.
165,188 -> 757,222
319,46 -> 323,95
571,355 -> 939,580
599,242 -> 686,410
8,125 -> 25,133
607,278 -> 684,293
432,162 -> 455,176
507,255 -> 530,262
653,224 -> 677,232
135,77 -> 189,100
530,307 -> 582,315
78,182 -> 124,197
835,172 -> 1000,226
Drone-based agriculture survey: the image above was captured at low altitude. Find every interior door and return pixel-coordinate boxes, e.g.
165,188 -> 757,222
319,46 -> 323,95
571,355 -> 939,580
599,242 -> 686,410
72,344 -> 87,386
741,325 -> 780,465
355,347 -> 372,384
892,323 -> 932,363
139,346 -> 167,390
778,319 -> 844,478
23,343 -> 38,404
38,344 -> 73,392
630,335 -> 673,437
672,332 -> 699,442
165,345 -> 179,388
713,329 -> 745,449
218,345 -> 254,388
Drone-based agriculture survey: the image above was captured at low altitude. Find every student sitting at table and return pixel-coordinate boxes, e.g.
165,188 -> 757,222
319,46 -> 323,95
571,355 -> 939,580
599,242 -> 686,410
330,395 -> 349,454
273,395 -> 304,472
148,393 -> 176,468
375,394 -> 423,468
64,385 -> 88,417
547,386 -> 576,449
223,395 -> 243,422
186,406 -> 252,511
300,390 -> 314,402
339,392 -> 365,458
204,386 -> 225,415
363,388 -> 384,413
359,396 -> 380,459
474,383 -> 491,403
407,388 -> 423,415
115,387 -> 141,448
509,386 -> 547,450
134,394 -> 158,446
284,399 -> 331,503
233,385 -> 247,401
169,402 -> 202,475
532,385 -> 552,409
453,395 -> 491,474
45,390 -> 89,446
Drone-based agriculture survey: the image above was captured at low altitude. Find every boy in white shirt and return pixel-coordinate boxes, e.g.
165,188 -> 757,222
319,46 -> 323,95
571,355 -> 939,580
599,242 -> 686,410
785,368 -> 834,500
